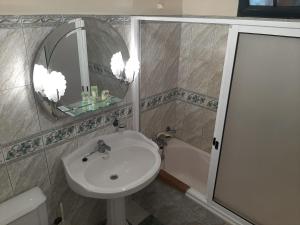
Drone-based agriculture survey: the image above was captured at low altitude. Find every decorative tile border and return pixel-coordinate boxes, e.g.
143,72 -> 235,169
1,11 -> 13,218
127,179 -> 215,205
43,125 -> 76,147
0,15 -> 130,28
141,88 -> 218,112
0,87 -> 212,163
176,88 -> 219,111
3,136 -> 44,162
140,88 -> 178,112
1,104 -> 133,163
0,88 -> 218,164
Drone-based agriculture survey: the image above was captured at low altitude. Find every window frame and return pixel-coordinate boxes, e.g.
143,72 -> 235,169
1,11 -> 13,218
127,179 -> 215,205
238,0 -> 300,18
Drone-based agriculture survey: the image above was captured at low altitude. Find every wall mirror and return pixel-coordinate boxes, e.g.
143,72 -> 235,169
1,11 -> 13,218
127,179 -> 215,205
32,17 -> 131,119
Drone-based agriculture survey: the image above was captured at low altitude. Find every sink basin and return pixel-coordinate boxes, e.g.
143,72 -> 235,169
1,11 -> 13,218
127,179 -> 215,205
62,130 -> 162,224
62,130 -> 161,199
63,130 -> 161,225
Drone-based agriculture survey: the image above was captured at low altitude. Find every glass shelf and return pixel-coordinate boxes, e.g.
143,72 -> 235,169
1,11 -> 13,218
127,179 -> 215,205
58,96 -> 122,117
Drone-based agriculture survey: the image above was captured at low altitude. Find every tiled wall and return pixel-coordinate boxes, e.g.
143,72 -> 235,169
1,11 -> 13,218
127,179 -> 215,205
140,22 -> 229,152
140,21 -> 181,138
140,21 -> 181,99
176,23 -> 229,152
0,15 -> 132,225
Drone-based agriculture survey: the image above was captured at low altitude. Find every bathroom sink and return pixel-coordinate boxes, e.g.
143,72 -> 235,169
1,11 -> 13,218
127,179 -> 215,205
62,130 -> 161,199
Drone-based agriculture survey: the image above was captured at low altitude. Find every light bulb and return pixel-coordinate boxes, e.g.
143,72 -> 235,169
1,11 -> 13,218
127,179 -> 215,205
125,56 -> 140,83
33,64 -> 67,102
110,52 -> 125,79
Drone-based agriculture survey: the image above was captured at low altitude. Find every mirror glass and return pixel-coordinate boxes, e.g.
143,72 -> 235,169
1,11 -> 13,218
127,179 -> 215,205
32,17 -> 130,119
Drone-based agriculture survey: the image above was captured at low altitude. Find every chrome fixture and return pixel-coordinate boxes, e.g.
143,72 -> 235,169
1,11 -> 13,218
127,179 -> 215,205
113,118 -> 126,132
153,126 -> 176,150
97,140 -> 111,153
166,126 -> 176,134
82,140 -> 111,161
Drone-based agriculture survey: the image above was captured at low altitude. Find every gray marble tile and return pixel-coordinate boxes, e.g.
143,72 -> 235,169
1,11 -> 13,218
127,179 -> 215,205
22,26 -> 54,75
141,102 -> 177,139
178,24 -> 229,99
6,151 -> 50,196
0,27 -> 29,91
0,86 -> 40,145
126,117 -> 133,130
45,140 -> 77,185
140,22 -> 180,98
125,84 -> 133,104
175,101 -> 216,153
112,22 -> 129,50
45,140 -> 78,222
123,23 -> 131,53
174,100 -> 189,140
178,24 -> 215,96
178,23 -> 192,82
132,179 -> 226,225
127,199 -> 150,225
77,125 -> 116,146
37,109 -> 76,132
208,25 -> 229,98
0,164 -> 13,203
0,149 -> 5,164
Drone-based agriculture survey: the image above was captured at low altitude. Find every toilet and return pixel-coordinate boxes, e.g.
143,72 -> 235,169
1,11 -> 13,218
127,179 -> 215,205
0,187 -> 48,225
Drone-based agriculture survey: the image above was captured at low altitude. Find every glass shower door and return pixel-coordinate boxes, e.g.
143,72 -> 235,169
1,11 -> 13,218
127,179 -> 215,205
211,31 -> 300,225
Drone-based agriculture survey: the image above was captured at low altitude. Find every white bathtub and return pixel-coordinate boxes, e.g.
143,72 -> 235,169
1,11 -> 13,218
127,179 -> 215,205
162,138 -> 210,195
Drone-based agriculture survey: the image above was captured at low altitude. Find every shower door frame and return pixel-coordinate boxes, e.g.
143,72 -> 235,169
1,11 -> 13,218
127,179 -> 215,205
131,15 -> 300,225
206,24 -> 300,225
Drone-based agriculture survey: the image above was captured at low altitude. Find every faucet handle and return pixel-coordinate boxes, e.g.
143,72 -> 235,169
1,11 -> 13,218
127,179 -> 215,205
97,140 -> 105,146
113,118 -> 126,131
113,118 -> 119,127
166,126 -> 176,133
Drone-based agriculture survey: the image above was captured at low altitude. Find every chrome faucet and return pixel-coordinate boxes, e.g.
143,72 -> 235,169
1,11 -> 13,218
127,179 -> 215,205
97,140 -> 111,153
82,140 -> 111,161
153,126 -> 176,149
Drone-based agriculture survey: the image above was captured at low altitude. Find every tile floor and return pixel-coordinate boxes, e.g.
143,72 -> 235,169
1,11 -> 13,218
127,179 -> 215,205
129,179 -> 228,225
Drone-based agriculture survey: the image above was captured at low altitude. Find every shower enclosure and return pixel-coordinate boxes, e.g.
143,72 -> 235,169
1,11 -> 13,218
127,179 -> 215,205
133,16 -> 300,225
208,25 -> 300,225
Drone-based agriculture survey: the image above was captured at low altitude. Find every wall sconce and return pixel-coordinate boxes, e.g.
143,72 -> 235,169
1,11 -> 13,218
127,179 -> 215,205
110,52 -> 125,80
33,64 -> 67,102
110,51 -> 140,83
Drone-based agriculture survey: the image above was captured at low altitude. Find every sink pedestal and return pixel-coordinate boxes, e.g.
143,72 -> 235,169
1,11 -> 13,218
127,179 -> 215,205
62,131 -> 161,225
107,198 -> 128,225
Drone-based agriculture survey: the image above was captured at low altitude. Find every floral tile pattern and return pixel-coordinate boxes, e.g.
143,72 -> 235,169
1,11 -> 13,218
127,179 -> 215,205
140,88 -> 178,112
141,88 -> 218,112
77,118 -> 98,135
76,104 -> 132,136
207,99 -> 219,111
3,136 -> 43,162
43,125 -> 76,147
0,103 -> 133,162
176,88 -> 218,112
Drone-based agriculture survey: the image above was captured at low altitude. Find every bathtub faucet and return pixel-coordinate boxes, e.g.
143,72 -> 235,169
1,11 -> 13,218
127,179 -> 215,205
153,127 -> 176,149
153,135 -> 168,149
166,126 -> 176,134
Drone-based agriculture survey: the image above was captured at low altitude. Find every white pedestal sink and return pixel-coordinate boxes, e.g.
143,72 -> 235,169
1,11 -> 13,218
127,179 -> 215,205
62,130 -> 161,225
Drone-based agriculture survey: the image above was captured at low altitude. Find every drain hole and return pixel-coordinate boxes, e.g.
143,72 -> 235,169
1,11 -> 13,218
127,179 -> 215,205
110,174 -> 119,180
